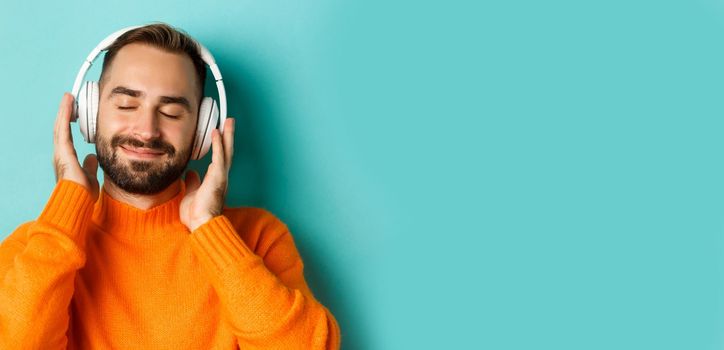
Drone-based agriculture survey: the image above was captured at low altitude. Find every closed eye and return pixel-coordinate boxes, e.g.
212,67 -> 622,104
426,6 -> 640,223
161,112 -> 180,119
117,106 -> 179,119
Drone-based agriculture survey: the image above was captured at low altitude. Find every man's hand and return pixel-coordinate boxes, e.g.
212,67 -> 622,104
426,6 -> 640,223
53,92 -> 100,198
180,117 -> 235,232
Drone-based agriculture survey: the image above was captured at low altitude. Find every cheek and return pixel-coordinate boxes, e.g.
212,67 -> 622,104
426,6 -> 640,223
95,112 -> 119,137
162,121 -> 196,148
96,104 -> 123,133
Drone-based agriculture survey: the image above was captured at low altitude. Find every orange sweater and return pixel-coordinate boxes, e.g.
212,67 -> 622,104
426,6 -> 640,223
0,179 -> 341,349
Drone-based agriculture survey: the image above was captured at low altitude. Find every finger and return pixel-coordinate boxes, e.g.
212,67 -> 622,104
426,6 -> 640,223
55,92 -> 72,141
54,93 -> 70,145
184,170 -> 201,193
211,129 -> 225,170
56,93 -> 76,156
222,117 -> 235,171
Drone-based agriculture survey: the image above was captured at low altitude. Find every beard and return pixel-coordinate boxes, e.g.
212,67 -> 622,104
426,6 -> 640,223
95,133 -> 192,195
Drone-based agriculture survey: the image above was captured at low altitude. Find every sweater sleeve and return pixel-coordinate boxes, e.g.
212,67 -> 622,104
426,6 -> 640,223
0,180 -> 95,349
188,214 -> 341,350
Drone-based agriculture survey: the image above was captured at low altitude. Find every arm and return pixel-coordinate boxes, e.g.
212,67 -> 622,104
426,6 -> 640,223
0,93 -> 100,349
188,213 -> 341,349
180,118 -> 340,348
0,180 -> 95,349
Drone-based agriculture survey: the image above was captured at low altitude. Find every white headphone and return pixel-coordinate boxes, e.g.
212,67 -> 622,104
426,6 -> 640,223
70,25 -> 228,160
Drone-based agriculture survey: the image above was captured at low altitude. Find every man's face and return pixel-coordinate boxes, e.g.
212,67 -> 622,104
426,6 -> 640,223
96,43 -> 200,195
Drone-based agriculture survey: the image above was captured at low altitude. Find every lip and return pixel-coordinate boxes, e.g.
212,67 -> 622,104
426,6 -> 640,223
119,145 -> 165,159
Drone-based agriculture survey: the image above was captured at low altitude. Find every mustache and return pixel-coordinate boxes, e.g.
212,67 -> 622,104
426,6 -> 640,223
111,135 -> 176,156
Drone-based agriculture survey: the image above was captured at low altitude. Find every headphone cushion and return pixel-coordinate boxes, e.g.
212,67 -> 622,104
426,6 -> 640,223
77,81 -> 99,143
192,97 -> 219,160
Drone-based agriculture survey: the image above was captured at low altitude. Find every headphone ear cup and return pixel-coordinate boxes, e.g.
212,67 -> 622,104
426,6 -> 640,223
192,97 -> 219,160
77,81 -> 100,143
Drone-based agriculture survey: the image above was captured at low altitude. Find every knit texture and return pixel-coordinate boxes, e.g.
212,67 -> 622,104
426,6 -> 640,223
0,179 -> 341,349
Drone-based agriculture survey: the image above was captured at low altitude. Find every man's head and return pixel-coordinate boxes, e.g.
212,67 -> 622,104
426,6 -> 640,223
95,23 -> 207,195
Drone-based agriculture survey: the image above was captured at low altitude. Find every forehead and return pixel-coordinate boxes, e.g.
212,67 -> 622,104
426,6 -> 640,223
103,43 -> 199,102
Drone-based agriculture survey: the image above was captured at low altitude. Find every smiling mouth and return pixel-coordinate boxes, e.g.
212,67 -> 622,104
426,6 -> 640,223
119,145 -> 165,159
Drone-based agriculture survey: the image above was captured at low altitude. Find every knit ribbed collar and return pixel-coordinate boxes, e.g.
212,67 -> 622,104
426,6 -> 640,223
91,179 -> 190,241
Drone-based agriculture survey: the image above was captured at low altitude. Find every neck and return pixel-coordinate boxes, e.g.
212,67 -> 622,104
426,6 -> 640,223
101,174 -> 182,210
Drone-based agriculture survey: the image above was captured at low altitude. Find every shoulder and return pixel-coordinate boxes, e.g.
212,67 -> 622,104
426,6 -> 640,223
0,221 -> 35,252
222,206 -> 289,233
2,221 -> 35,244
221,206 -> 293,256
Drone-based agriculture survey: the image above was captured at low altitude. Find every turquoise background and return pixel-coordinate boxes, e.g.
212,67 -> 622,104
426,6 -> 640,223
1,0 -> 724,348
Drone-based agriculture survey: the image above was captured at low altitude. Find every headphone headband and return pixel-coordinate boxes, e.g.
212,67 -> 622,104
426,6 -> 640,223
70,25 -> 228,133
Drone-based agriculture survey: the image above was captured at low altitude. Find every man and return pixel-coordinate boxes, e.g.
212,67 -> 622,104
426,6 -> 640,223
0,23 -> 340,349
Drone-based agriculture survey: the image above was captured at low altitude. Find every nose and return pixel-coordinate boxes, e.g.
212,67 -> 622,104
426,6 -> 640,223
131,107 -> 161,142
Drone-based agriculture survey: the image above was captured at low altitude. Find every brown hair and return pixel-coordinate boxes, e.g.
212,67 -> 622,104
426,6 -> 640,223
98,22 -> 207,103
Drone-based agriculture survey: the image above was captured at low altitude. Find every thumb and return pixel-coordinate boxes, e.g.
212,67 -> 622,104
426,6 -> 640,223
82,154 -> 98,179
184,170 -> 201,193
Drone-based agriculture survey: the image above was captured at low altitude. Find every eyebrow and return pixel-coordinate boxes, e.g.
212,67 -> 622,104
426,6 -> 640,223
109,86 -> 192,112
